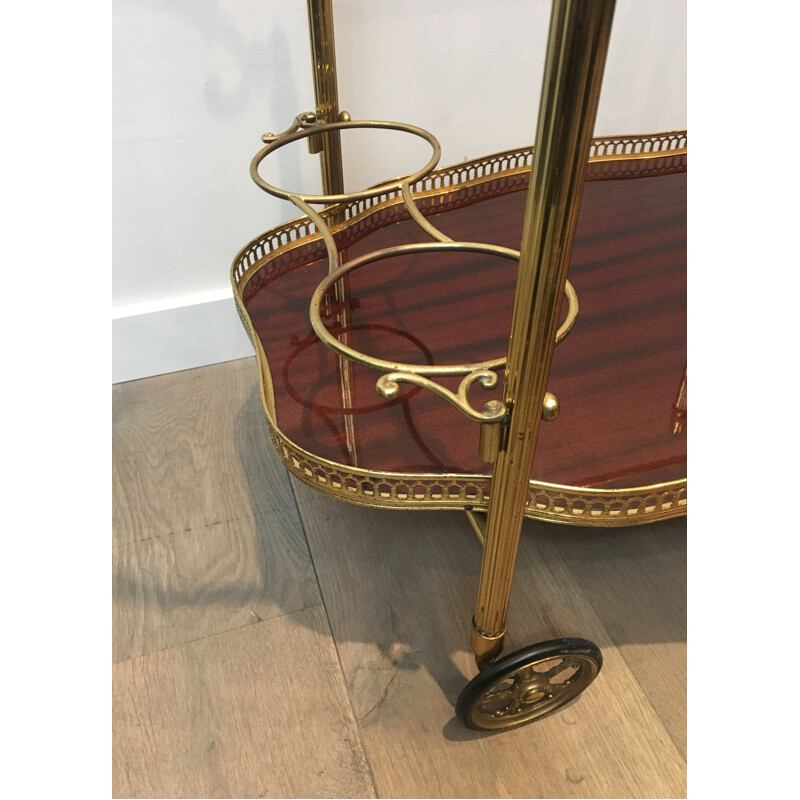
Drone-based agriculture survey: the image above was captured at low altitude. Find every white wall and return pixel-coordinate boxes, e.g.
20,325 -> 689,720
112,0 -> 686,383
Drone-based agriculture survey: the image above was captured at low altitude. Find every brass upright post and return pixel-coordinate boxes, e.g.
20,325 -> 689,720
471,0 -> 617,664
306,0 -> 359,463
306,0 -> 345,195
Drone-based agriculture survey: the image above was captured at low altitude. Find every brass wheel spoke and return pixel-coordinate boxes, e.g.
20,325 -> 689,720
484,686 -> 514,702
547,660 -> 578,680
479,700 -> 512,714
545,676 -> 576,695
516,666 -> 536,682
477,690 -> 514,716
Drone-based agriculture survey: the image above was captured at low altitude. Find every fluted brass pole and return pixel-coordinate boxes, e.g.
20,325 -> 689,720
472,0 -> 617,665
306,0 -> 359,463
306,0 -> 345,195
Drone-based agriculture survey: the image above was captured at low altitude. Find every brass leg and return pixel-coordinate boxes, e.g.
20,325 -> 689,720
306,0 -> 345,196
306,0 -> 360,464
471,0 -> 617,667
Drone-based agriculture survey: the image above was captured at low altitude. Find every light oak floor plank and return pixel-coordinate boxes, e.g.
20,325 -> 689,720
291,483 -> 687,799
542,517 -> 687,758
113,359 -> 320,662
113,605 -> 377,799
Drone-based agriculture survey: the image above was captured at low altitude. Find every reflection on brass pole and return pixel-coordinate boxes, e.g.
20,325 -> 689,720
306,0 -> 358,464
306,0 -> 345,195
471,0 -> 617,665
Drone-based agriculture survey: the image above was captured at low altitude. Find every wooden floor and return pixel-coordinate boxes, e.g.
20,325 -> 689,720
113,358 -> 687,799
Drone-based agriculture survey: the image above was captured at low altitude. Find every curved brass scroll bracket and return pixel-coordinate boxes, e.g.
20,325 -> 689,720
376,369 -> 508,424
261,110 -> 354,153
261,112 -> 321,143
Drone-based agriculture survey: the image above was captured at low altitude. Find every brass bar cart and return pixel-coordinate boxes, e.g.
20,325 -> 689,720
231,0 -> 686,731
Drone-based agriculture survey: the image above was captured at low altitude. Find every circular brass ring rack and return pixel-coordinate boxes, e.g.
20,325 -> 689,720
250,118 -> 442,205
250,117 -> 579,422
309,242 -> 579,377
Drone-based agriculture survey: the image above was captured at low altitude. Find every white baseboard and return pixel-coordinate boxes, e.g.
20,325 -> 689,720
112,289 -> 255,384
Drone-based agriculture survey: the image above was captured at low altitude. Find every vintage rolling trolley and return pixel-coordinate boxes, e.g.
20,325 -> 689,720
231,0 -> 686,731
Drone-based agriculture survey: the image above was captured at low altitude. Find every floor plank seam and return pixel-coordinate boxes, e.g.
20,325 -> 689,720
287,477 -> 381,799
112,601 -> 328,667
613,642 -> 687,765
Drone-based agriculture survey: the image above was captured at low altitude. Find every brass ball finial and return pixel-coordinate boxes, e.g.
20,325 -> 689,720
541,392 -> 560,422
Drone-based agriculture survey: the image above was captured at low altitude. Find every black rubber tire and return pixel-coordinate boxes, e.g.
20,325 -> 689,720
456,637 -> 602,731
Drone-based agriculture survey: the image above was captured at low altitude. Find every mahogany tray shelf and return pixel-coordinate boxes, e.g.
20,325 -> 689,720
232,132 -> 687,528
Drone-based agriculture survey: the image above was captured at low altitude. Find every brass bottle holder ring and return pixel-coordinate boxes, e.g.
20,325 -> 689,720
251,116 -> 442,205
250,116 -> 579,425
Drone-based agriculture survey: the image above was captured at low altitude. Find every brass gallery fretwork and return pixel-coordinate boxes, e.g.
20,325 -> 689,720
232,132 -> 687,527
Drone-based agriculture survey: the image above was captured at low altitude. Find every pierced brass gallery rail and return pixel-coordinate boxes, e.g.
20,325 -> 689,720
233,120 -> 686,526
250,114 -> 578,427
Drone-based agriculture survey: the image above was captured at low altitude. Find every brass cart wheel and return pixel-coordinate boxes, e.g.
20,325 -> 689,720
456,638 -> 602,731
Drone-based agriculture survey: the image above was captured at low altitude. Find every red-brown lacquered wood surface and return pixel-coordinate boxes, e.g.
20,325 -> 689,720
243,168 -> 686,490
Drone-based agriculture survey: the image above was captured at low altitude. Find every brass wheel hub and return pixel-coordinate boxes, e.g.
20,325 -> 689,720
474,657 -> 584,725
456,639 -> 602,731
